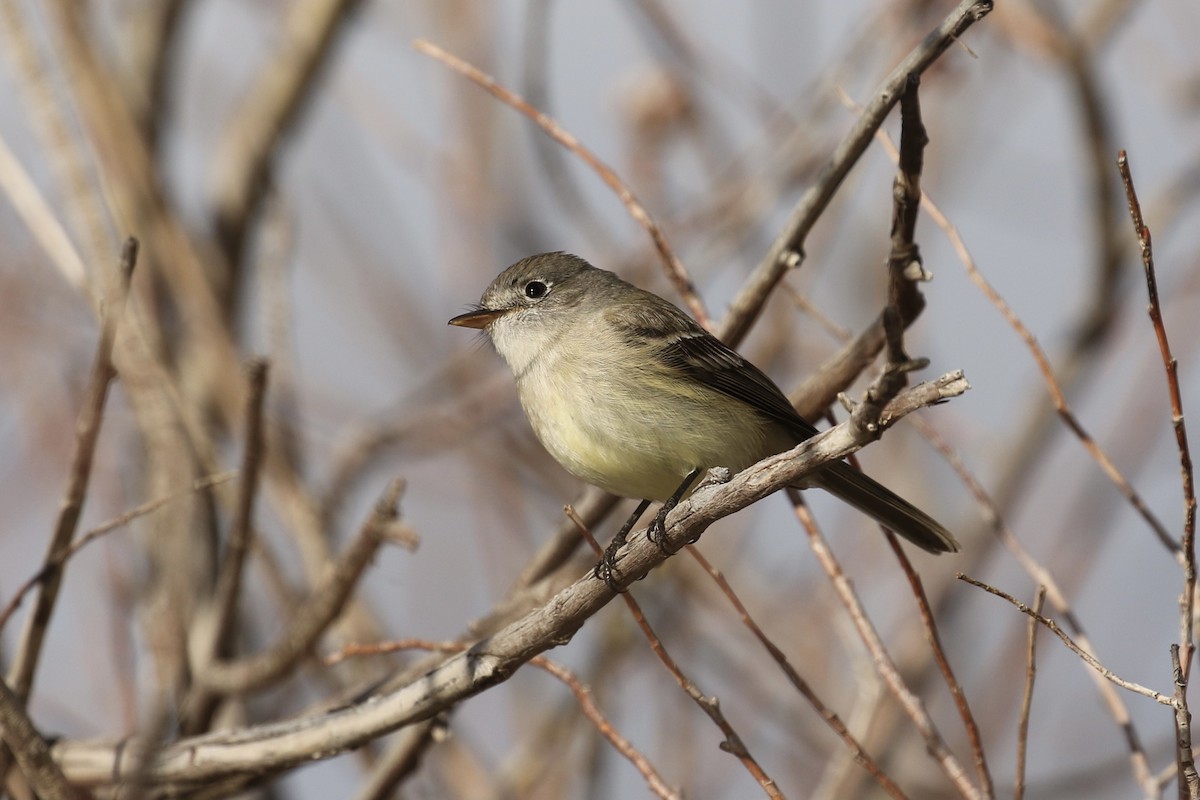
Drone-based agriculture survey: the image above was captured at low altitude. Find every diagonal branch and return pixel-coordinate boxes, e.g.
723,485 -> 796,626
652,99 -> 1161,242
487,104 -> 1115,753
720,0 -> 994,348
7,238 -> 137,701
51,375 -> 967,790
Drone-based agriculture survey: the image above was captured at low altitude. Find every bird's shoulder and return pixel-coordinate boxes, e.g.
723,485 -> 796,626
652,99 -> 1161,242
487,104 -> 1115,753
603,290 -> 817,439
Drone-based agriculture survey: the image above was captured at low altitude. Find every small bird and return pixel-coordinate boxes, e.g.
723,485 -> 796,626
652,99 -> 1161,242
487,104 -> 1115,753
449,252 -> 958,558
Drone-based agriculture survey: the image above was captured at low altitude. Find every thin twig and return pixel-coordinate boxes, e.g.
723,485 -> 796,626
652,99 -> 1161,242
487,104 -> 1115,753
958,574 -> 1175,706
412,38 -> 710,329
209,359 -> 270,656
1014,586 -> 1046,800
565,507 -> 783,799
0,471 -> 237,634
684,545 -> 907,799
7,238 -> 137,701
791,494 -> 981,800
1118,151 -> 1197,671
883,531 -> 993,798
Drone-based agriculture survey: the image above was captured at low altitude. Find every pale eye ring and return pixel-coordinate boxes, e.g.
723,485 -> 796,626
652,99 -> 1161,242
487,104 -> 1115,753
524,280 -> 549,299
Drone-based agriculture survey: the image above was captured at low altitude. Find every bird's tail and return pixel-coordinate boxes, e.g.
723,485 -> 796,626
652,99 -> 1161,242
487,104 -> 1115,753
812,461 -> 959,554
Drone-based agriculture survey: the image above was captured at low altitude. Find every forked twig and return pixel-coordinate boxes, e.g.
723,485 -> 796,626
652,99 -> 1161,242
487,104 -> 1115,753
684,545 -> 907,799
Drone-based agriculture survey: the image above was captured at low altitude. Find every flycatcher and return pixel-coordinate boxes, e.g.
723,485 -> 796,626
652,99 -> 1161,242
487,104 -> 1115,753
449,252 -> 958,556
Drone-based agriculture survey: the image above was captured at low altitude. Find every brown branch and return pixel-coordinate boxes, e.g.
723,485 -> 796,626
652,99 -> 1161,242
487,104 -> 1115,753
209,359 -> 270,657
0,676 -> 80,800
6,238 -> 137,701
887,73 -> 931,322
882,532 -> 993,798
1014,586 -> 1045,800
1121,150 -> 1200,799
684,545 -> 908,799
786,73 -> 929,416
412,37 -> 710,329
531,657 -> 680,800
791,494 -> 981,800
1118,151 -> 1196,671
719,0 -> 993,349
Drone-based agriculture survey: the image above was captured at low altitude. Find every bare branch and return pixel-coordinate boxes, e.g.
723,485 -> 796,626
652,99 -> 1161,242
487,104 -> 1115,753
0,676 -> 78,800
792,496 -> 981,800
50,378 -> 964,789
1014,586 -> 1045,800
684,545 -> 908,799
7,238 -> 137,701
720,0 -> 994,348
959,574 -> 1175,707
1118,150 -> 1196,669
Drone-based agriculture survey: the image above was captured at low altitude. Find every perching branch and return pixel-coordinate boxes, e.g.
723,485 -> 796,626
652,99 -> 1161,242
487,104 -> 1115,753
50,374 -> 967,790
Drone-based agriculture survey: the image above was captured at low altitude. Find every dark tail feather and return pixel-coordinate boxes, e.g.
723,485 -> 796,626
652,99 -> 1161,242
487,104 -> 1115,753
812,462 -> 959,554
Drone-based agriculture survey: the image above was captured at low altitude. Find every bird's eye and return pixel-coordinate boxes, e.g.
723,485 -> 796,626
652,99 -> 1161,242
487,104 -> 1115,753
524,280 -> 549,299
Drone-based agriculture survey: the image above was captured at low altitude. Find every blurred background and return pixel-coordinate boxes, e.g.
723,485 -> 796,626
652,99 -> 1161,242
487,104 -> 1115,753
0,0 -> 1198,798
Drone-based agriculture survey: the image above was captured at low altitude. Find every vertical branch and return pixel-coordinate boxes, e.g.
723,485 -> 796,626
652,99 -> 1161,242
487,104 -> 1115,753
1014,586 -> 1046,800
887,74 -> 930,322
1118,150 -> 1198,799
1117,151 -> 1196,670
1173,645 -> 1200,800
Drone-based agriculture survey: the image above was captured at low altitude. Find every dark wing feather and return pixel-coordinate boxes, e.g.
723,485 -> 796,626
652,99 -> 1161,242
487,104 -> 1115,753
605,296 -> 818,442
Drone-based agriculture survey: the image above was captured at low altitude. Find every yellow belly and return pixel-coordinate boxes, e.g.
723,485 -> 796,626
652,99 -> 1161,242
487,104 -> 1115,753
518,364 -> 780,501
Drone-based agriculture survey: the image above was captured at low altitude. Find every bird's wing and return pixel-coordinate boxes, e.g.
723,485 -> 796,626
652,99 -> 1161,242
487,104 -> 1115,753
606,298 -> 819,441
